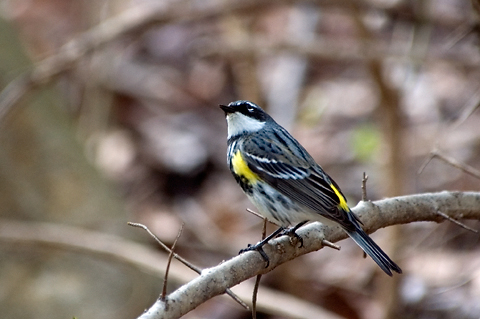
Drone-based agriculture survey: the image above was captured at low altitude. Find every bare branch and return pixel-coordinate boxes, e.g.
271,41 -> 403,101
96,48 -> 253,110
321,239 -> 341,250
450,88 -> 480,130
418,149 -> 480,180
127,222 -> 200,273
252,218 -> 268,319
0,220 -> 188,281
162,224 -> 184,300
0,218 -> 344,318
2,192 -> 479,318
137,191 -> 480,319
127,222 -> 248,309
246,208 -> 265,220
435,210 -> 478,233
361,172 -> 369,201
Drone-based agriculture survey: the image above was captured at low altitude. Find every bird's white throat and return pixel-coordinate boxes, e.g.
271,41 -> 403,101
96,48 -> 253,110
226,113 -> 266,139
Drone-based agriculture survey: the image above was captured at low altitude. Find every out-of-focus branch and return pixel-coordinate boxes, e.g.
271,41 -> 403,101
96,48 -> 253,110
0,0 -> 309,121
0,220 -> 185,279
2,0 -> 478,122
0,2 -> 169,121
0,219 -> 343,318
221,15 -> 262,103
348,2 -> 405,317
419,148 -> 480,180
197,37 -> 480,67
137,191 -> 480,319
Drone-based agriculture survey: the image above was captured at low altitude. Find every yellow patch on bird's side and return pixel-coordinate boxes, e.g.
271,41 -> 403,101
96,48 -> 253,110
232,150 -> 259,183
330,183 -> 349,211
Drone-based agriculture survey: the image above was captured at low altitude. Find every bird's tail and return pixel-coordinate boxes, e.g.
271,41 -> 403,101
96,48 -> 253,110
345,215 -> 402,276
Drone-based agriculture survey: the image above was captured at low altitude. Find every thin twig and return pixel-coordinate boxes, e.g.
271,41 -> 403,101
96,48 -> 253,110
443,23 -> 474,51
420,89 -> 480,178
321,239 -> 341,251
162,223 -> 184,300
128,222 -> 200,272
417,151 -> 436,175
450,88 -> 480,131
361,172 -> 369,201
252,218 -> 268,319
0,75 -> 35,121
418,149 -> 480,180
435,210 -> 478,233
246,208 -> 265,220
128,222 -> 249,309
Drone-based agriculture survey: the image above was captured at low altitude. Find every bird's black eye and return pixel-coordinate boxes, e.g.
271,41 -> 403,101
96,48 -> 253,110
245,103 -> 255,114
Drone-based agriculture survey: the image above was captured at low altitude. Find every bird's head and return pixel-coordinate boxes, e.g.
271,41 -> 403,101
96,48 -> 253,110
219,100 -> 270,139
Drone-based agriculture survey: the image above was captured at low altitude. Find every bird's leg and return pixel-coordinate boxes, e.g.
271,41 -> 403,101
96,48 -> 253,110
239,226 -> 285,268
280,221 -> 308,248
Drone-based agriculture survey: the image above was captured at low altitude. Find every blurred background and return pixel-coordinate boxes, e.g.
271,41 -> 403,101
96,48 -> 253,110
0,0 -> 480,318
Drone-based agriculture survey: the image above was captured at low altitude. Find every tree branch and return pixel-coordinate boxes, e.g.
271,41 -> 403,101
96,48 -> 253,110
137,191 -> 480,319
2,192 -> 479,318
0,219 -> 334,318
0,0 -> 316,121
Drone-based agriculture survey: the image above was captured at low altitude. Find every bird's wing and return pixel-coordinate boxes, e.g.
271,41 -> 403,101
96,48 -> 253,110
241,132 -> 354,229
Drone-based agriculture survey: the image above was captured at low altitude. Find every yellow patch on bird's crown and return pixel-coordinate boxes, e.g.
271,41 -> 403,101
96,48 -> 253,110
330,183 -> 350,211
232,150 -> 259,183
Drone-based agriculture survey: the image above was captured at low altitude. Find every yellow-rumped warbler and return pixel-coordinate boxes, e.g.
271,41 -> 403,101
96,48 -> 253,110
220,100 -> 401,276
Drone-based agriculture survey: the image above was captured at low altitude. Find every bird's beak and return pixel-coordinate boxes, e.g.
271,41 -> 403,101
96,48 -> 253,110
219,104 -> 235,114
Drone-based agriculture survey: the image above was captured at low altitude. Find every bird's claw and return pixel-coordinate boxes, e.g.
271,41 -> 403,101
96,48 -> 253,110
279,226 -> 304,248
239,243 -> 270,268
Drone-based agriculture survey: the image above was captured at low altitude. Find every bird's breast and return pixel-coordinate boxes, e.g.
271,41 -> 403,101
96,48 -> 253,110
229,149 -> 259,194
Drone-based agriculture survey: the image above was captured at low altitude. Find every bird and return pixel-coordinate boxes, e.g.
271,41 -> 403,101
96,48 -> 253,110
219,100 -> 402,276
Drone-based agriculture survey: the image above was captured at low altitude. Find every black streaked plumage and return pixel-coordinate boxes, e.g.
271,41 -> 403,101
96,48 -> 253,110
221,100 -> 401,275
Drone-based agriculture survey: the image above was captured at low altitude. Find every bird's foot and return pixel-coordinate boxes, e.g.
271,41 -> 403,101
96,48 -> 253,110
279,221 -> 308,248
282,228 -> 303,247
239,226 -> 286,268
239,243 -> 270,267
